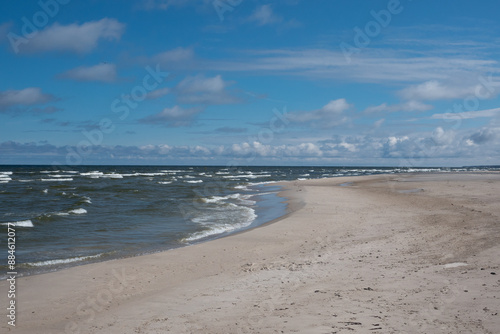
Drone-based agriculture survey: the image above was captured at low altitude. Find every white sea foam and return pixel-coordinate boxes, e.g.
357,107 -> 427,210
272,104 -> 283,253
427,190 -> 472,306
80,171 -> 103,178
0,171 -> 13,175
248,181 -> 275,187
18,179 -> 34,182
56,208 -> 87,216
245,174 -> 272,179
82,196 -> 92,204
186,180 -> 203,183
1,220 -> 34,227
184,205 -> 256,242
201,196 -> 228,204
26,254 -> 103,267
138,172 -> 167,176
101,173 -> 124,179
158,181 -> 172,185
41,178 -> 74,182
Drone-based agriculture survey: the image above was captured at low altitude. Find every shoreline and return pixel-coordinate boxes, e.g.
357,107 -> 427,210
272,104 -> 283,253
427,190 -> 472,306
2,172 -> 500,333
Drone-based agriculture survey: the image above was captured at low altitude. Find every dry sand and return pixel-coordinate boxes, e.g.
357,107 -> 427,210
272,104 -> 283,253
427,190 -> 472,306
2,173 -> 500,333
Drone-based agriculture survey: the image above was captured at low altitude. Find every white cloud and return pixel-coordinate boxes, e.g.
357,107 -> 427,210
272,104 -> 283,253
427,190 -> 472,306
431,107 -> 500,120
59,63 -> 117,82
364,100 -> 433,113
287,98 -> 352,128
175,74 -> 240,105
18,18 -> 125,54
146,87 -> 170,99
0,87 -> 56,111
152,47 -> 194,64
139,105 -> 203,127
399,80 -> 477,101
247,5 -> 283,26
207,48 -> 498,85
468,127 -> 499,145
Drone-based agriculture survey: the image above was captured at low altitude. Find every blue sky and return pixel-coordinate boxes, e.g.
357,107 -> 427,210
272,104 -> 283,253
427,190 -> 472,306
1,0 -> 500,166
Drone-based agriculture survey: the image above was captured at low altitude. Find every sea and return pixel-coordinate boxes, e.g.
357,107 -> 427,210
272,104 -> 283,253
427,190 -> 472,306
0,165 -> 496,279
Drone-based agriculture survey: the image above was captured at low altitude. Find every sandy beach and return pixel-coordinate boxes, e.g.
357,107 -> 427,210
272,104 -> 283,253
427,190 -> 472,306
2,173 -> 500,334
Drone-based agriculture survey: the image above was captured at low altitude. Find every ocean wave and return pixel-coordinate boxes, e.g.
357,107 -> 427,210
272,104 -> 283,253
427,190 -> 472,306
1,220 -> 34,227
100,173 -> 124,179
81,196 -> 92,204
0,171 -> 13,175
184,205 -> 256,242
186,180 -> 203,183
25,254 -> 103,267
201,193 -> 256,206
41,178 -> 74,182
80,171 -> 103,178
244,174 -> 272,179
201,196 -> 229,204
248,181 -> 275,187
18,179 -> 34,182
55,208 -> 87,216
158,181 -> 172,185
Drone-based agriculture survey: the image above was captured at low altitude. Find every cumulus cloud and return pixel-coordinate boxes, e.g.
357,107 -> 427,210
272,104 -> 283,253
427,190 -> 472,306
0,87 -> 57,112
16,18 -> 125,54
468,127 -> 499,145
175,74 -> 240,105
139,105 -> 203,127
58,63 -> 117,82
399,80 -> 475,101
287,99 -> 352,128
